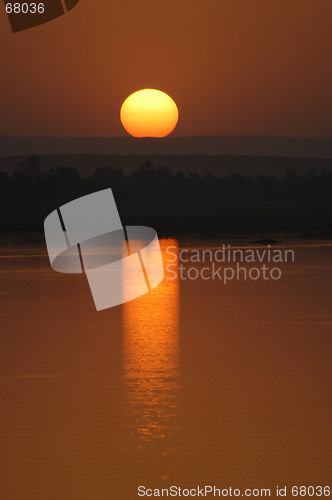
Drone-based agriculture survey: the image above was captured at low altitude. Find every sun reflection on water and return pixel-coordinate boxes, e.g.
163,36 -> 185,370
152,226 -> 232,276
122,239 -> 179,442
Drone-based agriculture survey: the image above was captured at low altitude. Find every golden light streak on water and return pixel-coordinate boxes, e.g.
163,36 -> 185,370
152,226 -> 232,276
122,239 -> 179,442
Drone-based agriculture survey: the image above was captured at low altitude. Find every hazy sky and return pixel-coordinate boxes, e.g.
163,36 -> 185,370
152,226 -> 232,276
0,0 -> 331,137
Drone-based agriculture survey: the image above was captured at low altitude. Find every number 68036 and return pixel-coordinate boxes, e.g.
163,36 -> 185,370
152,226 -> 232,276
5,3 -> 45,14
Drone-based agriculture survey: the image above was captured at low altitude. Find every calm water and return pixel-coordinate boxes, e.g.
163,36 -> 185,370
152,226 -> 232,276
0,234 -> 331,499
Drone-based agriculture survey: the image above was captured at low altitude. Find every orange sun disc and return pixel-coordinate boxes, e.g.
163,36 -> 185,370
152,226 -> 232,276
120,89 -> 179,138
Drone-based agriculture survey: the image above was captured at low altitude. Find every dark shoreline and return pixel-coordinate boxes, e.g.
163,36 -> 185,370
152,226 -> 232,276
1,231 -> 331,244
1,157 -> 331,236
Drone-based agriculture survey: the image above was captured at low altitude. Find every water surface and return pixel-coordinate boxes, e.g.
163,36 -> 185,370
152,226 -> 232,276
0,235 -> 331,499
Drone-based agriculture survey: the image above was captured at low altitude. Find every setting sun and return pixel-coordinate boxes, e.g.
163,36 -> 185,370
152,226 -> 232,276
120,89 -> 179,138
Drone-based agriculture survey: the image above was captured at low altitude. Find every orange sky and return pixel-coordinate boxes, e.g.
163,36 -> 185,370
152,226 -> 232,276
0,0 -> 331,137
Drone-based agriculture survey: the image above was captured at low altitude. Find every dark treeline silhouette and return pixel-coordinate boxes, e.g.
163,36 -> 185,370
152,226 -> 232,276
0,156 -> 331,235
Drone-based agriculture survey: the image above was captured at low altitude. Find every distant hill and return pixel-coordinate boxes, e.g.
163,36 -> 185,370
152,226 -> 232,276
0,135 -> 331,158
1,154 -> 331,178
